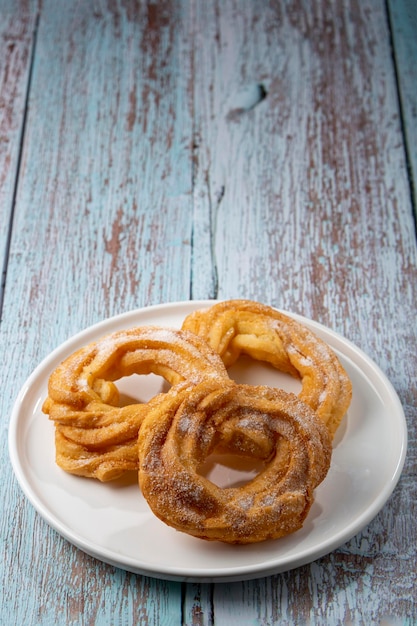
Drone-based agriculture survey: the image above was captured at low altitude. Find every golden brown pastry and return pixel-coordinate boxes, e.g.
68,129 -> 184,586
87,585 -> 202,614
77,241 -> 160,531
182,299 -> 352,437
43,326 -> 230,480
54,427 -> 139,482
138,380 -> 332,544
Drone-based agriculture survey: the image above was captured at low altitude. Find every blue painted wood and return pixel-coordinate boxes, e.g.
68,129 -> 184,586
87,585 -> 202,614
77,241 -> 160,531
0,0 -> 192,623
0,3 -> 37,298
189,1 -> 417,624
0,0 -> 416,624
388,0 -> 417,218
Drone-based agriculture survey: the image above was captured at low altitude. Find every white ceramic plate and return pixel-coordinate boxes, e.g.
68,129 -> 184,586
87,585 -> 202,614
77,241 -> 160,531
9,301 -> 407,582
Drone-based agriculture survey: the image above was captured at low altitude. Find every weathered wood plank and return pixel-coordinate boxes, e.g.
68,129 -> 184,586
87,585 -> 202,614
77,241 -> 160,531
0,2 -> 38,303
191,0 -> 416,336
388,0 -> 417,219
1,0 -> 193,623
189,0 -> 417,624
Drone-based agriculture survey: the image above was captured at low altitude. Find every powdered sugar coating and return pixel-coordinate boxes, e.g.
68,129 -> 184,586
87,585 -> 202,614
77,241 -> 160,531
138,381 -> 332,544
182,299 -> 352,438
42,326 -> 231,481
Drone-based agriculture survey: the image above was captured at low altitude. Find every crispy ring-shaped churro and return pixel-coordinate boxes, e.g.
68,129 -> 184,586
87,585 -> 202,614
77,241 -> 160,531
182,300 -> 352,437
43,326 -> 230,480
54,427 -> 140,482
138,380 -> 332,544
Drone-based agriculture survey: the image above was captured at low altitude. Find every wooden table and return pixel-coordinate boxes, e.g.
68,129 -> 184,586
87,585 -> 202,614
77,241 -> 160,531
1,1 -> 416,623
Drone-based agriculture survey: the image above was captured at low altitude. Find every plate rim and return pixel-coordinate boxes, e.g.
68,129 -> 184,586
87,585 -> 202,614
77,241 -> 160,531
8,299 -> 408,582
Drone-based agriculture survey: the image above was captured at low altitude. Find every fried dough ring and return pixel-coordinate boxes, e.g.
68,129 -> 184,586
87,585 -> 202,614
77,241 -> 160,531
43,326 -> 230,480
138,380 -> 332,544
182,300 -> 352,437
54,428 -> 139,482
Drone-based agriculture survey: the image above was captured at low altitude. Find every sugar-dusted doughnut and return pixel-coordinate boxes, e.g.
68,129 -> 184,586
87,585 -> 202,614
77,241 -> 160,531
182,300 -> 352,437
54,426 -> 139,482
138,380 -> 332,544
43,326 -> 230,480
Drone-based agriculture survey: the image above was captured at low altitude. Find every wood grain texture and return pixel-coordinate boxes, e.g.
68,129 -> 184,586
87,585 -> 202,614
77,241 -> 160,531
0,2 -> 38,302
1,1 -> 192,624
388,0 -> 417,219
189,2 -> 417,624
0,0 -> 416,624
188,0 -> 417,623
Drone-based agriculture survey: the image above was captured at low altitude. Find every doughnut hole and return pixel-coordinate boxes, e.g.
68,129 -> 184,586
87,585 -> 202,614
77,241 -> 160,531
197,452 -> 267,489
227,355 -> 302,395
116,373 -> 171,406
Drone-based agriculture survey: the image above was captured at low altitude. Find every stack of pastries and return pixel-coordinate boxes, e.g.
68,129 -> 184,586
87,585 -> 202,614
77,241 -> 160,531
43,300 -> 352,544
